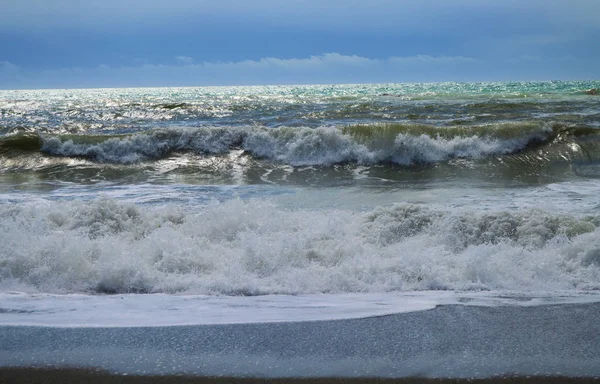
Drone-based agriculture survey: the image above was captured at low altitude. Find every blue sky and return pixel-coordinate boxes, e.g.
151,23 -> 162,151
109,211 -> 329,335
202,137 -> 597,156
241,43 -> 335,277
1,0 -> 599,89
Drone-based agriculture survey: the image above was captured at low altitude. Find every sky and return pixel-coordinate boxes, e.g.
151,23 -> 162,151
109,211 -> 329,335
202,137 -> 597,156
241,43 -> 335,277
1,0 -> 599,89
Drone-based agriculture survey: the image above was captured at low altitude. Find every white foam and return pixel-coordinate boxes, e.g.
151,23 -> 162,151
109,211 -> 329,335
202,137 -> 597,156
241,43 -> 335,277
1,198 -> 600,295
1,291 -> 599,327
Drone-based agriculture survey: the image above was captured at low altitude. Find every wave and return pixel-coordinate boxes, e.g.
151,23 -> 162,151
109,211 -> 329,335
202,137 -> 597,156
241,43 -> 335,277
1,198 -> 600,295
3,122 -> 592,168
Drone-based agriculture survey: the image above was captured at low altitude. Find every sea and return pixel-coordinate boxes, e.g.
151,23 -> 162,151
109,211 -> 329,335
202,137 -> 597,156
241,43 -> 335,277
1,81 -> 600,377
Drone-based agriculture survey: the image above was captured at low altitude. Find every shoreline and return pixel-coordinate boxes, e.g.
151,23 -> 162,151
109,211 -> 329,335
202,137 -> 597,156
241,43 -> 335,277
1,368 -> 600,384
2,303 -> 600,379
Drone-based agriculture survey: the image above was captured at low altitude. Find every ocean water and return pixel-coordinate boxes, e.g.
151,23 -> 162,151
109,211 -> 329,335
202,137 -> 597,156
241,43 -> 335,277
2,81 -> 600,327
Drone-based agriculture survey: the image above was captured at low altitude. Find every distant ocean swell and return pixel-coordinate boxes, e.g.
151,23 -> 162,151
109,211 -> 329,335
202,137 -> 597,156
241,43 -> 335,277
1,198 -> 599,295
1,122 -> 597,168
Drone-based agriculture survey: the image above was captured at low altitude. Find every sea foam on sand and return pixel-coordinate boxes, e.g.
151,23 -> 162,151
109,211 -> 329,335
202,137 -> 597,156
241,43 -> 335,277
1,290 -> 600,327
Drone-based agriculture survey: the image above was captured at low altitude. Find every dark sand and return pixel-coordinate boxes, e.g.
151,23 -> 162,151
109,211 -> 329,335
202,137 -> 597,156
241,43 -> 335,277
1,368 -> 600,384
1,303 -> 600,380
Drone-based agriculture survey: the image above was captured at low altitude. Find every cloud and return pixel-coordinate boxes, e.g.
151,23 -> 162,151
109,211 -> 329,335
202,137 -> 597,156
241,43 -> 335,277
206,53 -> 380,71
0,61 -> 20,73
2,0 -> 598,80
1,52 -> 595,90
0,53 -> 483,89
175,56 -> 194,64
388,55 -> 475,64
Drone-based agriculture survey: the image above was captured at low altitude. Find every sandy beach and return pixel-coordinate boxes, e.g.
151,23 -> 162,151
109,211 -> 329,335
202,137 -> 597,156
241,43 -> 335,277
2,303 -> 600,381
2,367 -> 600,384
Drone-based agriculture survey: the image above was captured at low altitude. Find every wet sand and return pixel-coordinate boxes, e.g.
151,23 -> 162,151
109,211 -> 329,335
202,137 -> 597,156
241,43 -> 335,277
1,303 -> 600,380
1,368 -> 600,384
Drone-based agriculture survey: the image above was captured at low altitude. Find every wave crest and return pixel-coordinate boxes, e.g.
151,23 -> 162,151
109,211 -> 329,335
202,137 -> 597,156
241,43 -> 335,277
25,122 -> 560,166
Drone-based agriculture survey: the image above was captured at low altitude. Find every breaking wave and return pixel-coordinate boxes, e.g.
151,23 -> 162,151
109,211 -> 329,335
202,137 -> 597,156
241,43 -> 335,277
1,198 -> 599,295
1,122 -> 586,167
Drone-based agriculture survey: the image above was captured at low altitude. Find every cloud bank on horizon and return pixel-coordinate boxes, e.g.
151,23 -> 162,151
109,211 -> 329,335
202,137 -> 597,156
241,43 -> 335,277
1,0 -> 599,89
